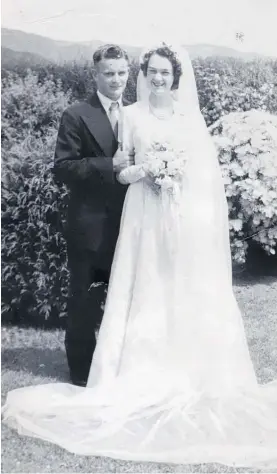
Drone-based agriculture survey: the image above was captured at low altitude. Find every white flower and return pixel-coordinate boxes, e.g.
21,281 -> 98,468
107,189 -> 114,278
235,144 -> 252,156
160,151 -> 175,162
167,158 -> 184,175
230,219 -> 243,232
146,159 -> 165,176
143,141 -> 187,196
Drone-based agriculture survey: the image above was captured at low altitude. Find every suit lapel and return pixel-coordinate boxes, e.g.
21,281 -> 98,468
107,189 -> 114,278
81,93 -> 118,157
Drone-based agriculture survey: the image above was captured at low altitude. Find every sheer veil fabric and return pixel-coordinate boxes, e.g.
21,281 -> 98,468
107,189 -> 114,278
2,44 -> 277,469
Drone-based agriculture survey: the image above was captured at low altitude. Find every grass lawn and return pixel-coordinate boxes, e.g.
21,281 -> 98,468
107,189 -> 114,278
1,274 -> 277,473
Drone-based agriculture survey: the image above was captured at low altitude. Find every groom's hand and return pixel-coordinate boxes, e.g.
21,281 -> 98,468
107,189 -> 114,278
113,150 -> 134,173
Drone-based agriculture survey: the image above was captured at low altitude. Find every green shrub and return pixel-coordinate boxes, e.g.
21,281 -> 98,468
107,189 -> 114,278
2,131 -> 69,327
2,58 -> 139,103
210,110 -> 277,263
1,72 -> 71,326
194,57 -> 277,126
1,70 -> 72,148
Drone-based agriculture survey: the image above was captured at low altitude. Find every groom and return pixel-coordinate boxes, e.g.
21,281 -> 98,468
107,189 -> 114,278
54,44 -> 132,386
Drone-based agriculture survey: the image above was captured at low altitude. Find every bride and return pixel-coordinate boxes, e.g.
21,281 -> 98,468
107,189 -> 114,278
2,43 -> 277,469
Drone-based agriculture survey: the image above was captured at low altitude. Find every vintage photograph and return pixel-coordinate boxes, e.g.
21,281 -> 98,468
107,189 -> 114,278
1,0 -> 277,472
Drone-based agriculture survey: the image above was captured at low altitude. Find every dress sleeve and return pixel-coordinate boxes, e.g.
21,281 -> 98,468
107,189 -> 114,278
117,164 -> 146,185
118,106 -> 135,157
116,105 -> 146,185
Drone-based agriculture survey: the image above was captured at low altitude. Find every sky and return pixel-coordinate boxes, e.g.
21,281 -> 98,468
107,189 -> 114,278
1,0 -> 277,56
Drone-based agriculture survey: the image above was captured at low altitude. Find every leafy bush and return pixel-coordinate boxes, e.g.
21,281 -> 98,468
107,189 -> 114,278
195,57 -> 277,126
210,110 -> 277,263
1,70 -> 72,148
1,58 -> 139,103
1,72 -> 72,326
2,131 -> 69,327
2,55 -> 277,120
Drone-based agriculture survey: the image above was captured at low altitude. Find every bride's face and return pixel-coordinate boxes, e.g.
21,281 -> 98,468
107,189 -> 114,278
146,54 -> 174,96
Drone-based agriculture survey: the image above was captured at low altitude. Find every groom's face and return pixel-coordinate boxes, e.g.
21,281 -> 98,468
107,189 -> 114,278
94,58 -> 129,101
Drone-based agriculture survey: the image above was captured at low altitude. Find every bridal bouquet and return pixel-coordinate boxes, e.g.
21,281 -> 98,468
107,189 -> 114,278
143,141 -> 187,195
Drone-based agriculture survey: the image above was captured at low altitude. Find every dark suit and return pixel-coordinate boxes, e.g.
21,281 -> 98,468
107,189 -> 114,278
54,92 -> 128,384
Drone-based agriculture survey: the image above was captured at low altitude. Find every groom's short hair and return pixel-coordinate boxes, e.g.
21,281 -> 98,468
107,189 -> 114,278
93,45 -> 129,66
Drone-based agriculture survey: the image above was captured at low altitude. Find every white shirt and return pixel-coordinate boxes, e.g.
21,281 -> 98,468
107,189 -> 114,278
97,90 -> 122,126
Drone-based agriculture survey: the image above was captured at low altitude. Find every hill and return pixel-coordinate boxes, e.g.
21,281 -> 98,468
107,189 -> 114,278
1,27 -> 267,65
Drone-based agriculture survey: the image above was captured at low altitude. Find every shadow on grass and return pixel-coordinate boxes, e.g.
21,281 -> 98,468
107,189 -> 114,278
232,241 -> 277,286
232,267 -> 277,286
1,347 -> 69,382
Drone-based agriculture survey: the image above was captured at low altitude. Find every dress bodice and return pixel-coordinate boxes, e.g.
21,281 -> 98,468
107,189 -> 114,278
122,102 -> 190,164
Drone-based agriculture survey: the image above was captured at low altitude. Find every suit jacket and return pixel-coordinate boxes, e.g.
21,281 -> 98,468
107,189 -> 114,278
53,92 -> 128,270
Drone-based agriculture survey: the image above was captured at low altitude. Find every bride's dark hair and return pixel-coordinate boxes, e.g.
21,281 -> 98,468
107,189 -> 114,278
140,44 -> 182,90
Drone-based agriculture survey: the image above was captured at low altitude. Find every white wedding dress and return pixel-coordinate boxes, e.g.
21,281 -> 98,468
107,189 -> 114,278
2,101 -> 277,469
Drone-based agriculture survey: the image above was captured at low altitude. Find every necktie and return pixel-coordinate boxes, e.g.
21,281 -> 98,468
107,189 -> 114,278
109,101 -> 119,138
